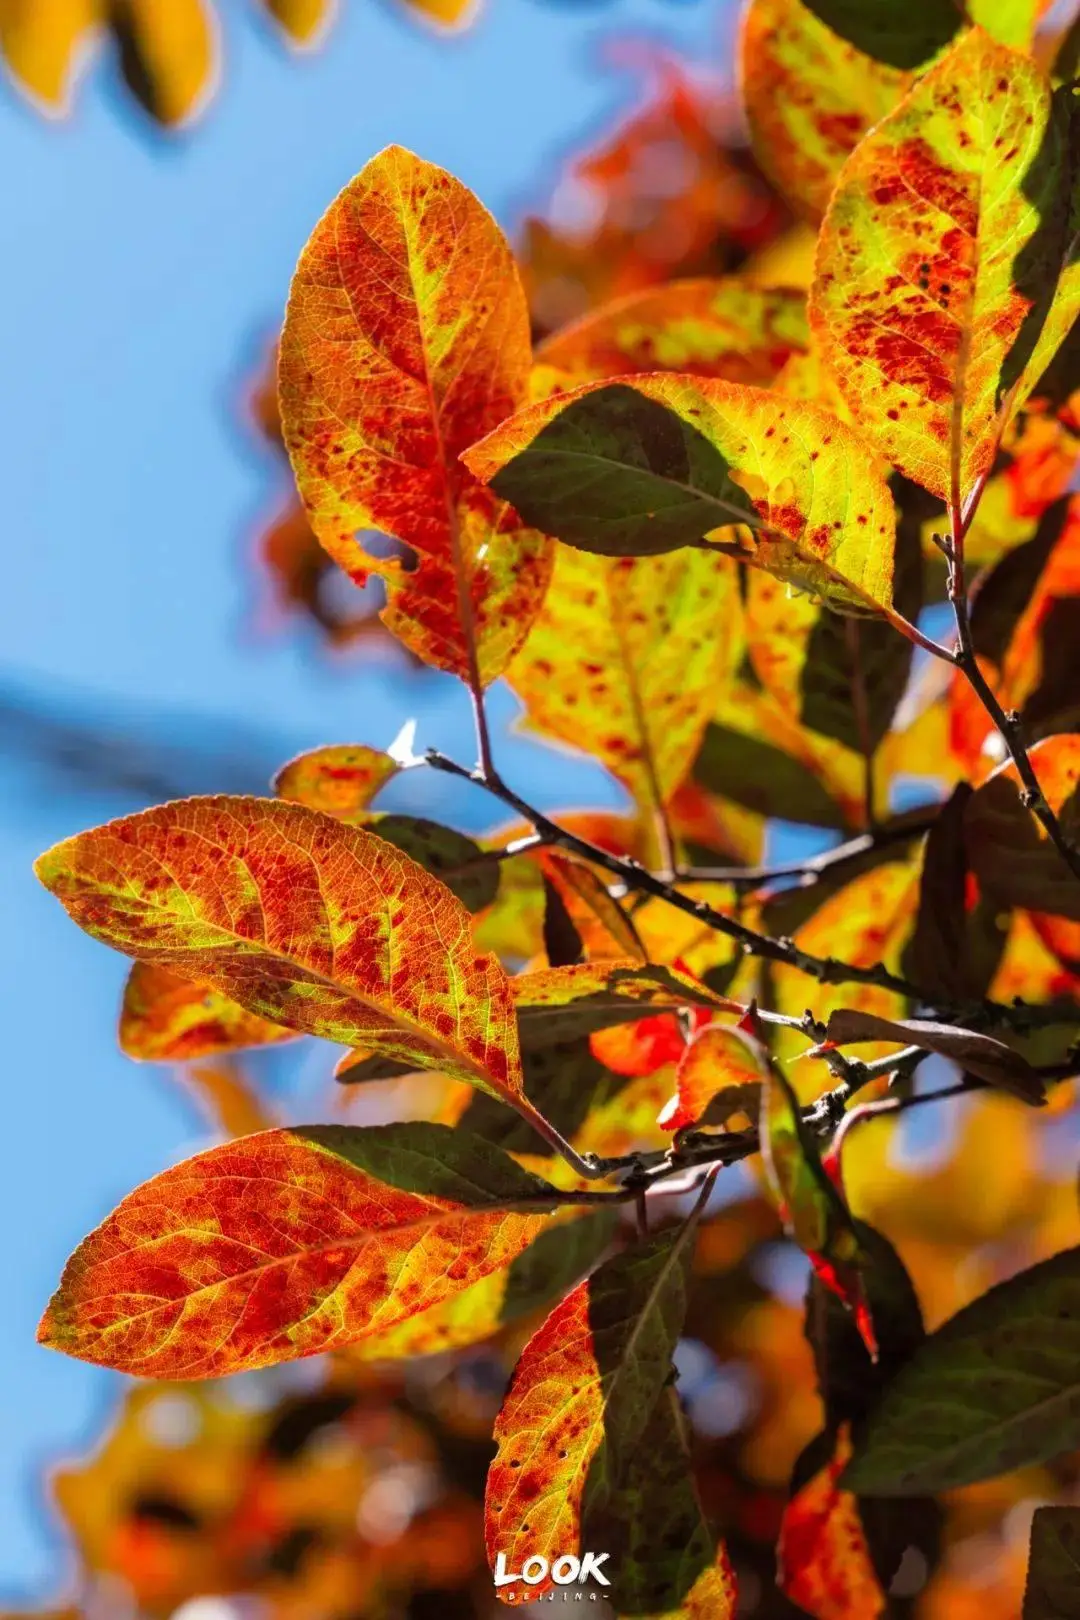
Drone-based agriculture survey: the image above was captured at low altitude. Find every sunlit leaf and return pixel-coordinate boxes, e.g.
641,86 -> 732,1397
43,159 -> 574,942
400,0 -> 478,27
350,1208 -> 617,1362
279,146 -> 551,683
740,0 -> 909,219
485,1212 -> 704,1600
845,1244 -> 1080,1495
743,489 -> 923,755
811,29 -> 1080,508
506,543 -> 734,830
108,0 -> 218,127
465,376 -> 898,614
512,960 -> 740,1051
657,1022 -> 766,1133
537,851 -> 644,963
273,744 -> 400,816
119,961 -> 295,1063
965,734 -> 1080,920
39,1122 -> 569,1377
260,0 -> 337,47
532,278 -> 808,398
778,1426 -> 886,1619
1023,1506 -> 1080,1619
35,796 -> 539,1125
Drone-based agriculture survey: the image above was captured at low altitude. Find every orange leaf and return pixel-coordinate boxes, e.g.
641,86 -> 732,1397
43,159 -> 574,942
532,278 -> 808,397
38,1123 -> 564,1377
279,146 -> 551,684
741,0 -> 908,221
119,961 -> 295,1063
658,1022 -> 767,1132
535,851 -> 645,963
36,796 -> 540,1127
108,0 -> 218,127
512,960 -> 741,1051
273,744 -> 400,817
778,1428 -> 886,1620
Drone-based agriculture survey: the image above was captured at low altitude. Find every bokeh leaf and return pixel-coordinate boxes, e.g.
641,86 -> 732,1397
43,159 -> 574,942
39,1123 -> 566,1377
532,278 -> 808,397
279,146 -> 551,683
119,961 -> 295,1063
1023,1506 -> 1080,1619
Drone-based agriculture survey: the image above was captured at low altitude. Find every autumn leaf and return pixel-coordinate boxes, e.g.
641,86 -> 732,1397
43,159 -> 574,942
531,278 -> 808,398
0,0 -> 97,114
778,1426 -> 886,1620
506,542 -> 734,831
811,29 -> 1080,509
740,0 -> 909,221
658,1022 -> 766,1133
965,734 -> 1080,920
761,1052 -> 876,1355
464,376 -> 898,614
454,1038 -> 635,1158
261,0 -> 336,47
273,744 -> 400,817
38,1123 -> 568,1377
279,146 -> 551,685
536,851 -> 645,964
109,0 -> 218,128
119,961 -> 295,1063
512,960 -> 740,1052
801,0 -> 1052,63
485,1210 -> 705,1600
35,796 -> 541,1127
349,1208 -> 617,1363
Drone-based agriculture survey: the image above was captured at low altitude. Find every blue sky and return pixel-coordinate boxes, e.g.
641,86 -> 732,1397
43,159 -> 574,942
0,0 -> 730,1595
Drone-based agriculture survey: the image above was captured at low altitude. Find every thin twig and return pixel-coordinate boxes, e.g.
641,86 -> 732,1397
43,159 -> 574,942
942,499 -> 1080,885
675,807 -> 938,888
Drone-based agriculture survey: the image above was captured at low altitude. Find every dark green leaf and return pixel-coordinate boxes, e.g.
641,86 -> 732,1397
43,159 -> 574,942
1024,1506 -> 1080,1619
798,0 -> 958,69
694,720 -> 849,828
845,1245 -> 1080,1496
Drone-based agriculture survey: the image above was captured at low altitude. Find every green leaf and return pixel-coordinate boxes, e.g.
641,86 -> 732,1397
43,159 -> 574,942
694,719 -> 849,829
463,375 -> 897,614
845,1245 -> 1080,1496
1024,1506 -> 1080,1619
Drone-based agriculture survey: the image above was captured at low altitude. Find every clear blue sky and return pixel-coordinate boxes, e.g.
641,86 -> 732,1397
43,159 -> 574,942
0,0 -> 729,1595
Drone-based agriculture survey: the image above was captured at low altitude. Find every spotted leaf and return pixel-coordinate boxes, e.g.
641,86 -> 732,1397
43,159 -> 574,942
119,961 -> 295,1063
279,146 -> 551,684
464,376 -> 897,614
35,796 -> 540,1128
506,542 -> 734,828
811,29 -> 1080,508
658,1023 -> 766,1134
512,961 -> 741,1052
741,0 -> 909,221
273,744 -> 400,816
38,1123 -> 566,1378
778,1427 -> 887,1620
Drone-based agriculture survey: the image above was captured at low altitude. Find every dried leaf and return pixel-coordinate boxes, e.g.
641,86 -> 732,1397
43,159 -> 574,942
38,1123 -> 565,1377
279,146 -> 551,683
